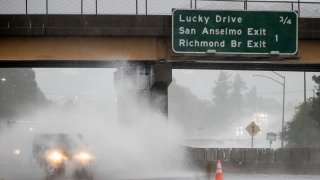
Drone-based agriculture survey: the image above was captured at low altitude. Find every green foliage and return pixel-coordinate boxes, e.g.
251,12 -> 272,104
285,101 -> 320,147
284,75 -> 320,147
312,75 -> 320,97
310,75 -> 320,126
0,68 -> 47,120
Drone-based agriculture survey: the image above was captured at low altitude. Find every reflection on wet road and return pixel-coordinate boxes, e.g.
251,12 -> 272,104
1,171 -> 320,180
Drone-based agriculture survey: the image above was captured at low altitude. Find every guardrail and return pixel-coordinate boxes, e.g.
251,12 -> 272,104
0,0 -> 319,18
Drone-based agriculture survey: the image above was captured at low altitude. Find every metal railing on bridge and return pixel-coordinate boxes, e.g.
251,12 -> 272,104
0,0 -> 319,18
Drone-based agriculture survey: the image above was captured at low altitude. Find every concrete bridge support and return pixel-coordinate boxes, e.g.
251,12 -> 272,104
114,63 -> 172,124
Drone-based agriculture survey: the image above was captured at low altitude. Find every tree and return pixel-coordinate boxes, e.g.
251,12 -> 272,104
211,71 -> 240,131
169,79 -> 216,137
244,86 -> 258,114
284,74 -> 320,147
0,68 -> 47,120
310,75 -> 320,126
229,73 -> 247,116
285,101 -> 320,147
211,71 -> 231,108
312,75 -> 320,97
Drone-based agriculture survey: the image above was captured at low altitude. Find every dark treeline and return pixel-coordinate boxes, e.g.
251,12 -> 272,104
0,68 -> 48,121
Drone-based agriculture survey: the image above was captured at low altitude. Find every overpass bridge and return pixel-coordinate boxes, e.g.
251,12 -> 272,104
1,0 -> 320,120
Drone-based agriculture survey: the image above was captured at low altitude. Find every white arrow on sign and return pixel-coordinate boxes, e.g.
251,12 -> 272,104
246,121 -> 261,137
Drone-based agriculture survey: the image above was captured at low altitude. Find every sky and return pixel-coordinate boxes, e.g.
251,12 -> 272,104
35,68 -> 318,104
173,70 -> 319,142
173,70 -> 319,104
35,68 -> 117,104
34,68 -> 320,117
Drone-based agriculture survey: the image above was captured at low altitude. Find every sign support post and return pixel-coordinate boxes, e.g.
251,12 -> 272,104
251,135 -> 254,148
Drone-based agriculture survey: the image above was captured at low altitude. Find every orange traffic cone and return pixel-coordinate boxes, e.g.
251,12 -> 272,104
215,160 -> 223,180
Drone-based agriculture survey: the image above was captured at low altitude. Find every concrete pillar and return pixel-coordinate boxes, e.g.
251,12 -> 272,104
114,62 -> 172,124
150,63 -> 172,119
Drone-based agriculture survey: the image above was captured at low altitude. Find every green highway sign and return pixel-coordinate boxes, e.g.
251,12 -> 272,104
172,9 -> 298,55
266,132 -> 277,141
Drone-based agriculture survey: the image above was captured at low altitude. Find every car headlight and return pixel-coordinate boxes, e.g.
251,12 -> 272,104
74,152 -> 93,164
13,149 -> 21,155
46,150 -> 66,164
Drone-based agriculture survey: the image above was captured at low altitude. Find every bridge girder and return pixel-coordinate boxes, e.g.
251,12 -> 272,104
0,15 -> 320,71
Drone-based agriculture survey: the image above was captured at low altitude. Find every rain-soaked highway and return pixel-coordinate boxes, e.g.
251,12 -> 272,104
2,169 -> 320,180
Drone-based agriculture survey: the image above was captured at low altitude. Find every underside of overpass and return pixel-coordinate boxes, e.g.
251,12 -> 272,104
1,15 -> 320,119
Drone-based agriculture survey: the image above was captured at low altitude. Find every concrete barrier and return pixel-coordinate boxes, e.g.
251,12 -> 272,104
187,148 -> 320,174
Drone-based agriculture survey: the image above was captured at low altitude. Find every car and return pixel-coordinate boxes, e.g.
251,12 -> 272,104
32,133 -> 94,180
